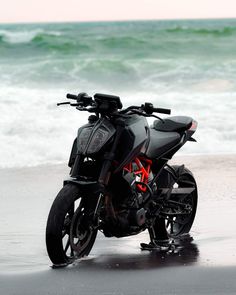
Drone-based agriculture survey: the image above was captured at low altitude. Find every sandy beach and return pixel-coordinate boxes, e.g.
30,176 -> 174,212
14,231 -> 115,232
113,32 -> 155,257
0,154 -> 236,294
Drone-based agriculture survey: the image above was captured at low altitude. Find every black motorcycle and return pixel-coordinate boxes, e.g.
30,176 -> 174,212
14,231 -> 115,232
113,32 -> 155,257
46,92 -> 198,267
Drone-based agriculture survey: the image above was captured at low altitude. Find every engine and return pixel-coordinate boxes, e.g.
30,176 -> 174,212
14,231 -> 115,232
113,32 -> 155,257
102,157 -> 153,237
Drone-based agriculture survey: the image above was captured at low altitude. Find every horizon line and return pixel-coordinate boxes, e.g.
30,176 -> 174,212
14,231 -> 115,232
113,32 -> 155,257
0,16 -> 236,26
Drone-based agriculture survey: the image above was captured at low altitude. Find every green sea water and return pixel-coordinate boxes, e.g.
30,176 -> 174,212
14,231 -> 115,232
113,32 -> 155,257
0,19 -> 236,167
1,19 -> 236,90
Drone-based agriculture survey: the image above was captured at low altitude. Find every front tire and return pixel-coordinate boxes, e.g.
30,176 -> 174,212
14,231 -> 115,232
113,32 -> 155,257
46,184 -> 97,267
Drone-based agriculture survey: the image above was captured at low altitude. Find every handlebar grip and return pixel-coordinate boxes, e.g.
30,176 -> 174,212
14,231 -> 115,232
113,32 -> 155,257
66,93 -> 78,100
153,107 -> 171,115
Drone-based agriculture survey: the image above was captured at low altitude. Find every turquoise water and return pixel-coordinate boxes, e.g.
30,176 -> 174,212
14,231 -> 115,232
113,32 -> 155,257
0,19 -> 236,167
1,19 -> 236,90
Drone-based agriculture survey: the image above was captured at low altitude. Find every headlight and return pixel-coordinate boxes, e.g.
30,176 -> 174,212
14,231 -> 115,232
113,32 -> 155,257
77,126 -> 93,154
87,127 -> 110,154
77,119 -> 116,155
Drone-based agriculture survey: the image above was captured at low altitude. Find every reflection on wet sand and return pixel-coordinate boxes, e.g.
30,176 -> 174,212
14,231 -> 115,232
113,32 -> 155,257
70,234 -> 199,271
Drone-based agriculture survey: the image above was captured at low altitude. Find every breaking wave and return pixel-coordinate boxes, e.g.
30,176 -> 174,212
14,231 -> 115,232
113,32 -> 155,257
0,29 -> 62,44
1,23 -> 236,52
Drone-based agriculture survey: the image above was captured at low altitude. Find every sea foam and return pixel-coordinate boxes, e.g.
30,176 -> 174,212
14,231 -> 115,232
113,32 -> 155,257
0,29 -> 62,44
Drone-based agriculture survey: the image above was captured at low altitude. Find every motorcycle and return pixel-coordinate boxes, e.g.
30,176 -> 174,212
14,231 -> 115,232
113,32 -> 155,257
46,92 -> 198,267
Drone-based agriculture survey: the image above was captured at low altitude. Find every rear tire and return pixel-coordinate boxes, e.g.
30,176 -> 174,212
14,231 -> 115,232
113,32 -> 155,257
153,165 -> 198,240
46,184 -> 97,267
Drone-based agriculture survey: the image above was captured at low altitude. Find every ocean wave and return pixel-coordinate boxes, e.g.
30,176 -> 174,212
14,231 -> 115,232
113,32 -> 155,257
0,29 -> 93,54
166,25 -> 236,36
1,20 -> 236,167
1,23 -> 236,56
0,30 -> 148,51
98,36 -> 146,47
0,29 -> 62,44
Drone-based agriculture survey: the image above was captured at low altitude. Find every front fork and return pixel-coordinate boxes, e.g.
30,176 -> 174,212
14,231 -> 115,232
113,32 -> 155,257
69,122 -> 125,230
93,192 -> 104,226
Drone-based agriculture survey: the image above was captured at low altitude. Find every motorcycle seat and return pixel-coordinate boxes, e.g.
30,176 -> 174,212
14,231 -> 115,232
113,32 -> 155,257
145,129 -> 181,159
153,116 -> 193,132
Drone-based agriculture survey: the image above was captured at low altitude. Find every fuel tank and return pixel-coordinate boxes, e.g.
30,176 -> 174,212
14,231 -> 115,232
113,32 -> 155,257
114,115 -> 149,172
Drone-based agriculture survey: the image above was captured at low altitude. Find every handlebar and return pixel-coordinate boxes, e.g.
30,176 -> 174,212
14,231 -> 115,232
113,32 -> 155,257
140,103 -> 171,115
66,93 -> 78,100
152,107 -> 171,115
66,92 -> 93,107
58,92 -> 171,117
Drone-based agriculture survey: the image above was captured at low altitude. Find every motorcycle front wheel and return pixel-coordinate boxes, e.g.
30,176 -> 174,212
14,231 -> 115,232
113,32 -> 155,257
46,184 -> 97,267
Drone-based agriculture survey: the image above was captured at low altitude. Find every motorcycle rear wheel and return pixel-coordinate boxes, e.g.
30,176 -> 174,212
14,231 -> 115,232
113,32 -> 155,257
154,165 -> 198,240
46,184 -> 97,267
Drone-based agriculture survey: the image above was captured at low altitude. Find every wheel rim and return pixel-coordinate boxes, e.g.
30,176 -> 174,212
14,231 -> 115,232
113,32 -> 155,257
69,202 -> 94,255
165,176 -> 197,236
61,202 -> 76,261
60,198 -> 94,262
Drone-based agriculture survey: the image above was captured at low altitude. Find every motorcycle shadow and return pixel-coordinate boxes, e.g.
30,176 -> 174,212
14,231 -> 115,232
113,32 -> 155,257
71,234 -> 199,271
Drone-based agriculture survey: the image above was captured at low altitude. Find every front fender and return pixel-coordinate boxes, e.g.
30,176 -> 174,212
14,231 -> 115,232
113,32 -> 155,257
63,178 -> 104,195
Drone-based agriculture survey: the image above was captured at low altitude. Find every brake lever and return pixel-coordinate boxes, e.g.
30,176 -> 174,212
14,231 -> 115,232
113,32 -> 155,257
57,102 -> 70,106
76,106 -> 98,113
129,109 -> 164,123
151,114 -> 164,123
76,106 -> 87,111
57,102 -> 85,107
70,103 -> 80,106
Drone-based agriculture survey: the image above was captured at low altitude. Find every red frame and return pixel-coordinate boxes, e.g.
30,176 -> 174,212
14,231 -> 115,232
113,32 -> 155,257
124,157 -> 152,192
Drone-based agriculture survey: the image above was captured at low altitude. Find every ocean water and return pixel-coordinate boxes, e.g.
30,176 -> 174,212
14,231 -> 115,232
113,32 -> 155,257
0,19 -> 236,168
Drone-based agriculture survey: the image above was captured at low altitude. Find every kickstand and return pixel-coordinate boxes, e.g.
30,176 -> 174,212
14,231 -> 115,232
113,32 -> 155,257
140,239 -> 173,252
141,225 -> 173,251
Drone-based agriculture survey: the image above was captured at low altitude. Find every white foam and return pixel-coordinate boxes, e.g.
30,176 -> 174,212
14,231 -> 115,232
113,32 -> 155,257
1,85 -> 236,168
0,29 -> 62,44
0,29 -> 41,43
0,87 -> 87,168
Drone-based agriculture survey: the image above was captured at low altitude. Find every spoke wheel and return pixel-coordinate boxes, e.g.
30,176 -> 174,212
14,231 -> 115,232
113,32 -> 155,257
69,202 -> 95,257
165,166 -> 197,237
153,166 -> 198,241
46,184 -> 97,267
165,191 -> 195,236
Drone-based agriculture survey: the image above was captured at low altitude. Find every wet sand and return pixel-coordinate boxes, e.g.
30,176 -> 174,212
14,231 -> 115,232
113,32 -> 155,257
0,154 -> 236,294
